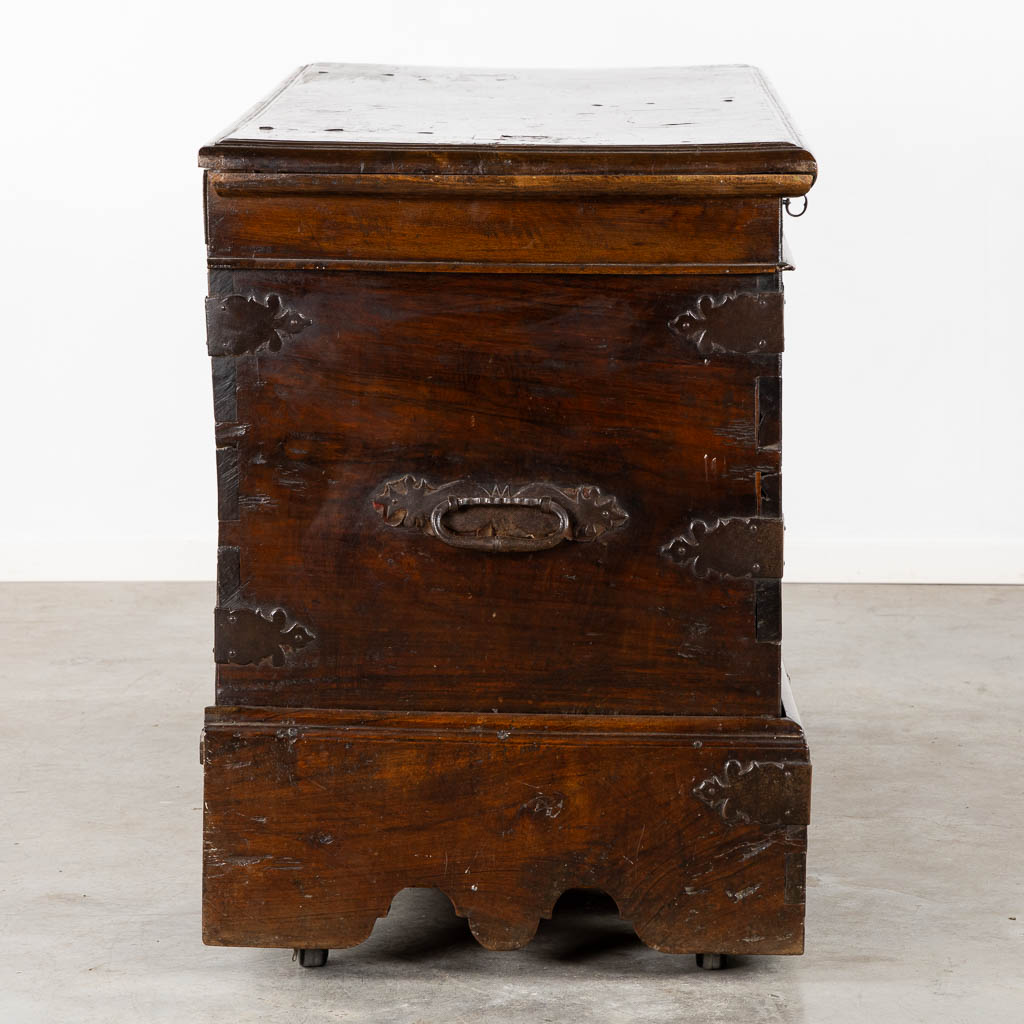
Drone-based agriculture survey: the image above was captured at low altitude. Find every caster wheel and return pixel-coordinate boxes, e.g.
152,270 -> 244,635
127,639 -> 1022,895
296,948 -> 329,968
696,953 -> 726,971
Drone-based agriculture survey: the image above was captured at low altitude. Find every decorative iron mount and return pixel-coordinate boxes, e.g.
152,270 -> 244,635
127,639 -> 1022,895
372,476 -> 628,553
668,292 -> 783,358
693,759 -> 810,828
206,293 -> 312,356
661,516 -> 783,580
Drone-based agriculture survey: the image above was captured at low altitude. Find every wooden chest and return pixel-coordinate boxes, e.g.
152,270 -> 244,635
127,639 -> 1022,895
200,64 -> 816,969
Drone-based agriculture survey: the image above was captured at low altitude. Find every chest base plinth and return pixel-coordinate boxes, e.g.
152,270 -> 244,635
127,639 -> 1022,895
202,703 -> 810,957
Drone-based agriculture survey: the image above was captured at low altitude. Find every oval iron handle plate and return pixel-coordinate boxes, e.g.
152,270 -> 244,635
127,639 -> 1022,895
430,495 -> 571,553
372,475 -> 629,549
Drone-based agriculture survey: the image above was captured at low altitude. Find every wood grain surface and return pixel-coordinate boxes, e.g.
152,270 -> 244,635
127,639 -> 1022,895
209,171 -> 815,198
202,705 -> 810,954
208,271 -> 783,716
206,186 -> 782,269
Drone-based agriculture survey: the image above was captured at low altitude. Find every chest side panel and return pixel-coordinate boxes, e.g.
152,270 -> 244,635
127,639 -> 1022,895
209,271 -> 782,715
206,185 -> 781,270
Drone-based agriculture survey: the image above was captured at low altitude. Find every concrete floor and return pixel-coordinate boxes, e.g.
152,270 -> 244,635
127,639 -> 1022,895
1,584 -> 1021,1023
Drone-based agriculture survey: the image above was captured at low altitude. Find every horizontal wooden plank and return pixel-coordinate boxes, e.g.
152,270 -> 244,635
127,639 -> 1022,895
210,171 -> 814,199
207,257 -> 794,275
206,187 -> 781,268
201,143 -> 818,178
205,704 -> 806,738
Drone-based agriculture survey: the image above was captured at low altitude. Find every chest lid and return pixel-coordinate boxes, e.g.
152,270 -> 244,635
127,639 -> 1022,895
200,63 -> 815,185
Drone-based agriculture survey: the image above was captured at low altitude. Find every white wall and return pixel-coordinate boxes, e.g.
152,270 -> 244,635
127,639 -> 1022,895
2,1 -> 1022,582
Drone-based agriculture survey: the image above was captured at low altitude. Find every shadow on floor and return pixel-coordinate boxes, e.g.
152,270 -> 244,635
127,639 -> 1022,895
325,887 -> 767,978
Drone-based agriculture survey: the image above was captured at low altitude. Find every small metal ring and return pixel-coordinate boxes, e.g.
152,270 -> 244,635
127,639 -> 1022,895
783,196 -> 808,218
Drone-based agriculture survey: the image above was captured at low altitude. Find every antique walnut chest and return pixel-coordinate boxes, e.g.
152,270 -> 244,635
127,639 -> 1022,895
199,64 -> 817,970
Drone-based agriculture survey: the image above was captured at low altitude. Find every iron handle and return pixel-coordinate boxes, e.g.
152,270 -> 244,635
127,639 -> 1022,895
429,494 -> 571,553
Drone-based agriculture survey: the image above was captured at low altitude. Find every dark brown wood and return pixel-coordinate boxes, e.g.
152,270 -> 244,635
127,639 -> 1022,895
202,145 -> 816,179
755,580 -> 783,644
206,255 -> 794,276
206,188 -> 782,269
202,705 -> 809,954
214,446 -> 238,522
757,374 -> 783,450
209,270 -> 782,717
210,171 -> 815,198
199,63 -> 815,965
